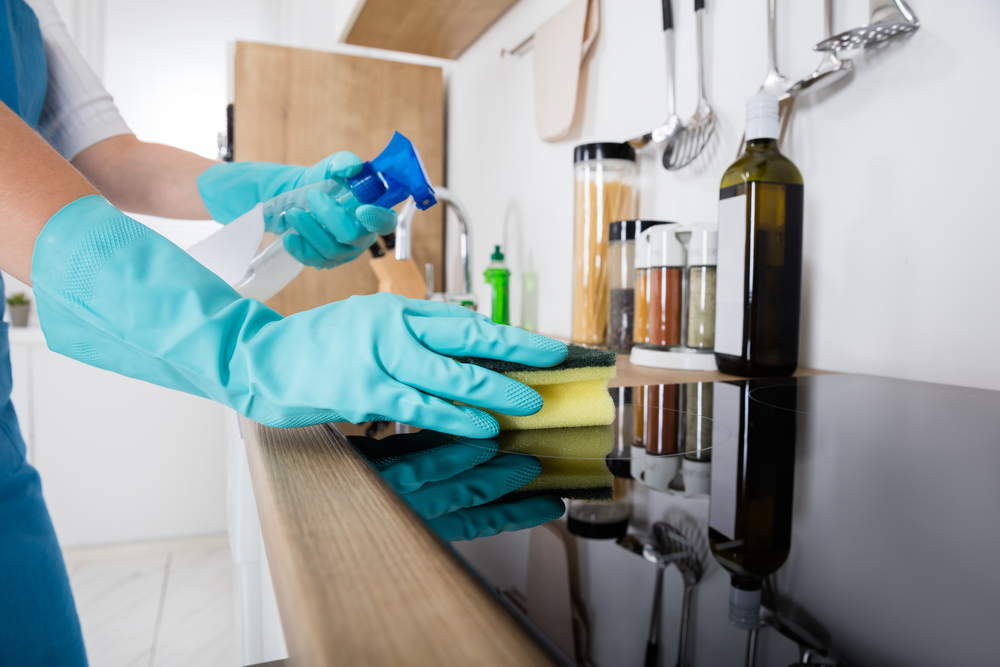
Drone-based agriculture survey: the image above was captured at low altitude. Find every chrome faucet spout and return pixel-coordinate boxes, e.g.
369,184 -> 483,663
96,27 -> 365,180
396,186 -> 472,297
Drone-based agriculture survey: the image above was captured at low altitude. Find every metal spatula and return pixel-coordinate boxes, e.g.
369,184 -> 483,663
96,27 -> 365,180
814,0 -> 919,52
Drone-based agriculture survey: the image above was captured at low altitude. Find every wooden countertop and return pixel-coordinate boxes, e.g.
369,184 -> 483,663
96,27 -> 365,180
242,359 -> 828,665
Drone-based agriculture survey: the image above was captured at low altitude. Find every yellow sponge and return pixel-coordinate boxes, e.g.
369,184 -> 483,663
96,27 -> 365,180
498,426 -> 614,500
460,345 -> 618,431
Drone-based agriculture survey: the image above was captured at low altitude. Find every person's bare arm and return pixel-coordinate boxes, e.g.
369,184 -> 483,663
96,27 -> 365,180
71,134 -> 215,219
0,103 -> 97,285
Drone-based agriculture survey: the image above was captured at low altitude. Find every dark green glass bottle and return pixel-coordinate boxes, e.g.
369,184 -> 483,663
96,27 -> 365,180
715,95 -> 804,377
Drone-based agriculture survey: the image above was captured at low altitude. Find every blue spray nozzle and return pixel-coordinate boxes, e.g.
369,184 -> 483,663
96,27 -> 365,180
347,132 -> 437,211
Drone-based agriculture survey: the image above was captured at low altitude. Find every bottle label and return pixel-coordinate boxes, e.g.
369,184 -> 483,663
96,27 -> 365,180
715,193 -> 748,356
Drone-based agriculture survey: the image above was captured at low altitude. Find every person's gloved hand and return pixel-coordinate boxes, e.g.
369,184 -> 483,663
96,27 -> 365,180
31,196 -> 569,437
350,431 -> 565,541
197,152 -> 397,269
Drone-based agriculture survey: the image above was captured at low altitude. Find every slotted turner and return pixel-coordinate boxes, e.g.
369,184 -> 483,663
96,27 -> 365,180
814,0 -> 919,52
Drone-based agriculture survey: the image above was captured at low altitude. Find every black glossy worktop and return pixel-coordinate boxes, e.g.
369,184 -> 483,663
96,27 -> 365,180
445,374 -> 1000,666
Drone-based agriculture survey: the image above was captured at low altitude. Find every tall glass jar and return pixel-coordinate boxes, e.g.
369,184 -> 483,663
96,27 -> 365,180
573,143 -> 637,345
607,221 -> 637,352
677,223 -> 718,349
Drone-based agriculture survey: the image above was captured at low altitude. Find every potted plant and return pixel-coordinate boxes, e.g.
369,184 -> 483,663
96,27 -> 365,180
6,293 -> 31,327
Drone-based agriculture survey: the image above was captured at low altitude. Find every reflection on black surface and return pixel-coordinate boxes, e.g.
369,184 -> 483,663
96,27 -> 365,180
642,384 -> 681,456
625,383 -> 720,494
709,380 -> 797,631
449,375 -> 1000,665
566,478 -> 633,540
497,426 -> 615,501
608,387 -> 633,479
348,430 -> 565,541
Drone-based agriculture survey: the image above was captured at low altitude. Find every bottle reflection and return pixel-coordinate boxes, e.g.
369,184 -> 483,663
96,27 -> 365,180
682,382 -> 713,495
631,383 -> 715,495
708,381 -> 797,631
608,386 -> 634,479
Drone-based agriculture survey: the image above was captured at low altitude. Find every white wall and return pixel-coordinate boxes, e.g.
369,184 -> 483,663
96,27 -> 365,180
448,0 -> 1000,391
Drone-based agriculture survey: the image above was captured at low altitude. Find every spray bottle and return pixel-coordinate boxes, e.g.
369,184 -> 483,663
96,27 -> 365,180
233,132 -> 437,302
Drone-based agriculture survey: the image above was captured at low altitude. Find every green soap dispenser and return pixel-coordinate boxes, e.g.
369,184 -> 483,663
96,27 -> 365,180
484,245 -> 510,325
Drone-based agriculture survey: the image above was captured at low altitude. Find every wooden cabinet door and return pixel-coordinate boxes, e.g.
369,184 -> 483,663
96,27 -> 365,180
233,41 -> 443,315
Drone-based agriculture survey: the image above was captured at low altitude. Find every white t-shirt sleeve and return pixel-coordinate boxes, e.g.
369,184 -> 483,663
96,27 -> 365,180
26,0 -> 132,160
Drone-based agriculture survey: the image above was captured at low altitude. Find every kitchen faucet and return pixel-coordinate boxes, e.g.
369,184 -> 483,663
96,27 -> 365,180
396,186 -> 476,305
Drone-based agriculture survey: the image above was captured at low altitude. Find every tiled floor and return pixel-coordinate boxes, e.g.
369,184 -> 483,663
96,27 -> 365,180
62,535 -> 241,667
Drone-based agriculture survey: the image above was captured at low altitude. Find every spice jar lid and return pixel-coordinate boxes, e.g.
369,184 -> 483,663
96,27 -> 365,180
634,222 -> 679,268
574,142 -> 636,163
641,225 -> 686,268
609,220 -> 671,242
676,223 -> 718,266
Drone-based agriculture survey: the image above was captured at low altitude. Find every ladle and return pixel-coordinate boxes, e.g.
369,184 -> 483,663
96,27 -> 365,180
628,0 -> 684,151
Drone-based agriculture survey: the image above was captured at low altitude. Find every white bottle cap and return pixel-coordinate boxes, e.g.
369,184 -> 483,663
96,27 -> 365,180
729,584 -> 762,629
642,454 -> 680,492
745,93 -> 779,141
681,457 -> 711,494
676,223 -> 718,266
642,225 -> 686,268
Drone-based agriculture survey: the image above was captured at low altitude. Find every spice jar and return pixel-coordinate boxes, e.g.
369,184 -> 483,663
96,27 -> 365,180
633,221 -> 675,346
677,223 -> 718,349
573,143 -> 637,345
637,225 -> 686,348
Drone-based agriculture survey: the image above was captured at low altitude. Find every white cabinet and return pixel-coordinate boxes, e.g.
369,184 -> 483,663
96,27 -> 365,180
7,327 -> 228,548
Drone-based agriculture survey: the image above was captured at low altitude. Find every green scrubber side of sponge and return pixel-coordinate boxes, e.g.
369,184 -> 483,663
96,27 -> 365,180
457,344 -> 616,375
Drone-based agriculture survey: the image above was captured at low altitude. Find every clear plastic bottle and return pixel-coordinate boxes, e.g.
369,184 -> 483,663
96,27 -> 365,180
484,245 -> 510,325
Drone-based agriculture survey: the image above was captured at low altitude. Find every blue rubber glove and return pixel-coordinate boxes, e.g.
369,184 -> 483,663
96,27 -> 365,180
197,152 -> 397,269
350,431 -> 566,541
31,196 -> 569,437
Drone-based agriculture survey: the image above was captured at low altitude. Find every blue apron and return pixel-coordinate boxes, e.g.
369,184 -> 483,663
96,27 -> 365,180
1,2 -> 89,664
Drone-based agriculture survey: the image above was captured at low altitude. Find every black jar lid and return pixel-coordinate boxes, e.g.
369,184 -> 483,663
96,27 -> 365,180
608,220 -> 677,241
574,142 -> 636,163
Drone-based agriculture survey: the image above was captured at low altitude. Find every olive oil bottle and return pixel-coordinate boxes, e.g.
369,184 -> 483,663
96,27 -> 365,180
715,94 -> 804,376
709,380 -> 797,629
